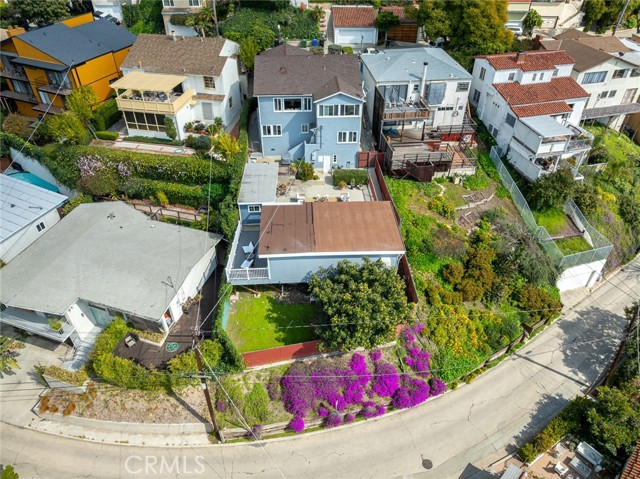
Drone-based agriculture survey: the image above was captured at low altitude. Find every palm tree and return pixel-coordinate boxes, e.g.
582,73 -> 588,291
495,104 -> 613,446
197,4 -> 219,37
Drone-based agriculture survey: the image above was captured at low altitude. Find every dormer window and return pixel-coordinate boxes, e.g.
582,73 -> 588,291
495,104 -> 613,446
508,72 -> 515,81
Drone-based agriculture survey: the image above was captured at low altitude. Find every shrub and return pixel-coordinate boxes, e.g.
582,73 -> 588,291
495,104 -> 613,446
342,46 -> 353,54
124,135 -> 183,146
164,117 -> 177,142
332,168 -> 368,186
391,375 -> 430,409
214,376 -> 245,414
529,168 -> 576,210
371,361 -> 400,397
463,170 -> 489,191
123,178 -> 205,208
61,194 -> 93,216
442,262 -> 464,286
428,196 -> 456,219
2,113 -> 31,140
516,284 -> 561,324
167,340 -> 222,389
311,46 -> 324,55
344,413 -> 355,424
244,383 -> 270,425
91,99 -> 121,131
430,377 -> 446,397
96,130 -> 119,141
185,134 -> 212,152
325,412 -> 343,428
76,155 -> 119,196
292,160 -> 315,181
155,191 -> 169,206
289,416 -> 305,433
63,401 -> 76,416
42,365 -> 89,386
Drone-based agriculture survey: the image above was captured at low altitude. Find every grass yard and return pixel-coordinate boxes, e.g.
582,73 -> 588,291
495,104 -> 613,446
227,290 -> 320,353
533,207 -> 569,236
555,236 -> 592,255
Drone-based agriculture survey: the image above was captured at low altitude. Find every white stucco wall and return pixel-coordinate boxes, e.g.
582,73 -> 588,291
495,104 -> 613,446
557,259 -> 606,292
9,148 -> 77,198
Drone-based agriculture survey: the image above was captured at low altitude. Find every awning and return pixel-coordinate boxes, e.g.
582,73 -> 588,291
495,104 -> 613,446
110,71 -> 187,92
11,57 -> 68,71
582,103 -> 640,119
520,115 -> 573,138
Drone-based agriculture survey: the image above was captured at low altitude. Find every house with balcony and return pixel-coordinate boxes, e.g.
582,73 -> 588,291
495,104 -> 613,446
114,34 -> 242,140
360,47 -> 477,181
0,202 -> 222,369
0,13 -> 135,117
254,44 -> 364,171
538,29 -> 640,131
471,50 -> 593,182
0,174 -> 67,263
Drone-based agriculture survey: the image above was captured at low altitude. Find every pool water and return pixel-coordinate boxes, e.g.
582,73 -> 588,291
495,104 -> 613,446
6,171 -> 60,193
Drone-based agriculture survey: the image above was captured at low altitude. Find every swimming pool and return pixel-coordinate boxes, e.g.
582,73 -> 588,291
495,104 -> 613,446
5,171 -> 60,193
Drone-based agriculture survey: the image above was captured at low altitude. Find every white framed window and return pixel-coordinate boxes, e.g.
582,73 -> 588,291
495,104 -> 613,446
337,131 -> 358,143
508,72 -> 515,81
204,76 -> 215,89
273,98 -> 283,111
582,71 -> 607,84
301,123 -> 310,133
456,82 -> 469,92
479,67 -> 486,80
36,222 -> 46,232
319,104 -> 337,116
540,72 -> 544,80
163,0 -> 174,6
340,104 -> 360,116
553,68 -> 558,77
229,96 -> 233,109
38,91 -> 51,104
613,68 -> 629,79
248,205 -> 261,213
262,124 -> 282,137
303,97 -> 312,111
318,104 -> 360,117
284,98 -> 302,111
189,0 -> 201,5
532,73 -> 537,81
608,90 -> 617,98
202,102 -> 214,120
472,89 -> 480,102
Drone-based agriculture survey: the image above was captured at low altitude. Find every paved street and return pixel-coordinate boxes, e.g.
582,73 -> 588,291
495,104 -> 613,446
1,257 -> 638,479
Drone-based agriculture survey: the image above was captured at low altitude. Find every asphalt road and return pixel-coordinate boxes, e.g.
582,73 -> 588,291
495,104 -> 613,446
2,257 -> 638,479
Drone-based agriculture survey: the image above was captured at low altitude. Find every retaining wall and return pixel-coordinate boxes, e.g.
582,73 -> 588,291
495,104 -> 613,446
242,340 -> 322,367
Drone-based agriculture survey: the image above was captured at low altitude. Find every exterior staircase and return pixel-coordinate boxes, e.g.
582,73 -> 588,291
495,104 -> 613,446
61,326 -> 101,371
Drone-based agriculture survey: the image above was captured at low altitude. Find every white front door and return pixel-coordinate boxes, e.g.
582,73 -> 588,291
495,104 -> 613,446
319,155 -> 331,174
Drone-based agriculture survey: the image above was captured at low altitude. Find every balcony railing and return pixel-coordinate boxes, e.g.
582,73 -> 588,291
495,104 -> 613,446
226,267 -> 271,282
0,66 -> 27,81
38,83 -> 72,96
116,88 -> 195,115
382,98 -> 430,121
0,310 -> 75,343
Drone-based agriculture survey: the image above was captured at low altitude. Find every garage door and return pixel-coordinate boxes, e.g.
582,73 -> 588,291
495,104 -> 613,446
336,28 -> 376,45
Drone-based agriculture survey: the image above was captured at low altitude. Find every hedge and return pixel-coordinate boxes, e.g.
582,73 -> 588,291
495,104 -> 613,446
91,99 -> 121,131
96,130 -> 119,141
43,365 -> 89,386
332,168 -> 368,186
212,277 -> 245,372
123,178 -> 206,208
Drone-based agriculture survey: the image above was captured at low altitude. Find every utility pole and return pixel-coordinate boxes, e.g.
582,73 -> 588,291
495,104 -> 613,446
211,0 -> 219,37
603,302 -> 639,385
192,331 -> 224,443
612,0 -> 632,36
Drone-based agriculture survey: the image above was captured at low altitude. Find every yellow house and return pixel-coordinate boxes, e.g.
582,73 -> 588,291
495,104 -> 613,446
0,13 -> 136,117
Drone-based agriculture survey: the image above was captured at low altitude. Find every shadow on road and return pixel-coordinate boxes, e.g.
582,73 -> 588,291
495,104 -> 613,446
457,463 -> 494,479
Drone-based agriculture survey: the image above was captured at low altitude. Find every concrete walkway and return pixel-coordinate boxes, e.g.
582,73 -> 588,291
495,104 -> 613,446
112,140 -> 195,156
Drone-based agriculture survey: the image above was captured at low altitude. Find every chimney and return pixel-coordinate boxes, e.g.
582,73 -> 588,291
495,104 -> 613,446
516,52 -> 526,64
532,35 -> 542,50
420,62 -> 428,99
171,30 -> 176,41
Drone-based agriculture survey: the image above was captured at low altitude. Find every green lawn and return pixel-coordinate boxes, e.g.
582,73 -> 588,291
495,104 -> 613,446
227,291 -> 320,353
533,207 -> 569,236
555,236 -> 592,255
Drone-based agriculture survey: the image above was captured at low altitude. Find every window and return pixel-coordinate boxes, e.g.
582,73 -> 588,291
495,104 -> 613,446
622,88 -> 638,104
284,98 -> 302,111
274,98 -> 283,111
608,90 -> 616,98
12,80 -> 31,95
46,71 -> 71,89
204,76 -> 215,89
229,96 -> 233,109
248,205 -> 261,213
340,104 -> 360,116
508,72 -> 515,81
319,105 -> 336,116
123,111 -> 167,132
582,71 -> 607,84
479,67 -> 486,80
262,124 -> 282,136
38,91 -> 51,104
472,89 -> 480,103
631,68 -> 640,78
189,0 -> 201,5
540,73 -> 544,80
337,131 -> 358,143
613,69 -> 629,79
413,84 -> 419,91
163,0 -> 174,6
36,222 -> 46,232
202,102 -> 214,120
456,82 -> 470,92
301,123 -> 310,133
303,97 -> 312,111
437,106 -> 454,111
532,73 -> 537,81
505,113 -> 516,127
553,68 -> 558,77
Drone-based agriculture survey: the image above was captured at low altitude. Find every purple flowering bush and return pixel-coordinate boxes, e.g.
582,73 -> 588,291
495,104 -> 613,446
289,416 -> 305,433
325,412 -> 343,428
401,327 -> 415,343
344,413 -> 355,424
317,405 -> 330,418
391,375 -> 431,409
371,361 -> 400,397
359,401 -> 377,419
369,349 -> 382,362
430,377 -> 446,397
404,347 -> 431,378
266,375 -> 281,401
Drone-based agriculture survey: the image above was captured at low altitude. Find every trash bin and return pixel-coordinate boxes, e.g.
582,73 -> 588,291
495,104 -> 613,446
311,38 -> 318,47
319,38 -> 325,47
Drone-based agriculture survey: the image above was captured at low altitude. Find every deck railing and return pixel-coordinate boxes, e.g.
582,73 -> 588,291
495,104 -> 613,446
226,267 -> 270,281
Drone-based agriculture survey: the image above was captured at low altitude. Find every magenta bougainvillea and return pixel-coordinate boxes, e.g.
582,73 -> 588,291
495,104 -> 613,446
405,347 -> 431,378
401,327 -> 415,344
344,413 -> 355,424
369,349 -> 382,362
325,412 -> 343,428
317,405 -> 330,418
430,377 -> 446,397
371,361 -> 400,397
289,416 -> 305,433
391,375 -> 431,409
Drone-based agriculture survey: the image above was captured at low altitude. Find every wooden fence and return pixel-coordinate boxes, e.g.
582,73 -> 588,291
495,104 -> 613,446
242,340 -> 322,367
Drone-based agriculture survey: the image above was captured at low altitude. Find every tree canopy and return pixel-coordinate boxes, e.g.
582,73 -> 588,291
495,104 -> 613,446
523,9 -> 543,36
66,85 -> 98,125
528,168 -> 576,211
308,258 -> 412,350
239,37 -> 260,70
10,0 -> 69,24
375,10 -> 401,43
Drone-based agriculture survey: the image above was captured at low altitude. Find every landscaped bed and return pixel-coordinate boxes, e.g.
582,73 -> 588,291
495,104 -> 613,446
227,288 -> 321,353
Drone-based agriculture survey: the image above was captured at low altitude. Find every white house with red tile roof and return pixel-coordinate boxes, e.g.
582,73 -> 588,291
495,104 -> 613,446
331,5 -> 377,45
470,50 -> 593,181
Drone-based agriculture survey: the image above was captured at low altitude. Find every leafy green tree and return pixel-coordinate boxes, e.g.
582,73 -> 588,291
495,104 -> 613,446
163,117 -> 177,141
528,168 -> 576,211
618,193 -> 640,231
11,0 -> 69,24
0,336 -> 23,378
43,112 -> 88,145
586,381 -> 640,457
1,464 -> 20,479
239,37 -> 260,70
375,10 -> 401,44
213,131 -> 241,160
584,0 -> 607,31
523,8 -> 542,36
308,258 -> 413,350
195,6 -> 218,37
2,114 -> 31,140
122,0 -> 164,33
410,0 -> 451,41
66,85 -> 98,125
251,22 -> 276,51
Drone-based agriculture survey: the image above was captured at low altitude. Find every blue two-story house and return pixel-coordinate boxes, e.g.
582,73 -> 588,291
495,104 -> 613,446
253,44 -> 365,171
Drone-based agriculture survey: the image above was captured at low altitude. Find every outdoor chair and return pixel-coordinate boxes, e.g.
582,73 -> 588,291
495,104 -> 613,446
242,242 -> 254,256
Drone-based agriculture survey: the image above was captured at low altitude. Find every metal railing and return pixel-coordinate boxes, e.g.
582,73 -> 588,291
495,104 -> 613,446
226,267 -> 270,281
489,146 -> 612,271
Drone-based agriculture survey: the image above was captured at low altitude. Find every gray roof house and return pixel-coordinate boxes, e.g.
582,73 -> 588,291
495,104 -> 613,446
0,202 -> 222,366
0,174 -> 67,263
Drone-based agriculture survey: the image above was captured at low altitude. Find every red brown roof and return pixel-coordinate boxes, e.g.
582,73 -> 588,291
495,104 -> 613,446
621,442 -> 640,479
332,6 -> 377,28
476,50 -> 575,71
494,77 -> 589,117
258,202 -> 405,256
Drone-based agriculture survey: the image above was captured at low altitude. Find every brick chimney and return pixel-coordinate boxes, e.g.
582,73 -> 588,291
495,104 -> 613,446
516,52 -> 526,64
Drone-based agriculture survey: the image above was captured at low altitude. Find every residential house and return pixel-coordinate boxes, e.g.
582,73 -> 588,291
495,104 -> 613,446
0,13 -> 135,117
331,5 -> 377,46
0,175 -> 67,263
91,0 -> 134,22
0,202 -> 222,367
113,34 -> 242,140
253,44 -> 364,170
161,0 -> 203,38
470,50 -> 593,182
620,441 -> 640,479
226,163 -> 405,285
539,29 -> 640,131
531,0 -> 584,30
360,47 -> 477,180
380,6 -> 421,44
506,0 -> 531,35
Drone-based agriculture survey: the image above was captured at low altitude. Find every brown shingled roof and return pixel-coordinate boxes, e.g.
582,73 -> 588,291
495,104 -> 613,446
495,77 -> 589,117
254,44 -> 363,99
121,34 -> 229,76
543,31 -> 634,72
332,6 -> 377,28
258,202 -> 405,256
621,442 -> 640,479
476,50 -> 575,71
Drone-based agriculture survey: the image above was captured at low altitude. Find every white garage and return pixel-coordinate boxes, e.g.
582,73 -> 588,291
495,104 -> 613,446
331,6 -> 378,46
